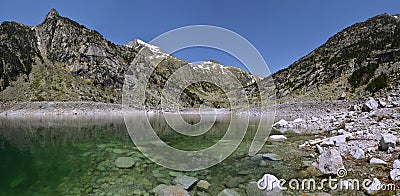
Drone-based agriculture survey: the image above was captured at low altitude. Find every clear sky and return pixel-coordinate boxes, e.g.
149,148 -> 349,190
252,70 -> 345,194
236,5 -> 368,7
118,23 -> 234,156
0,0 -> 399,75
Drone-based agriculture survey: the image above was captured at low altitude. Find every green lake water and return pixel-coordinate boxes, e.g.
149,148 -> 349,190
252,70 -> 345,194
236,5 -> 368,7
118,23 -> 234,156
0,114 -> 314,195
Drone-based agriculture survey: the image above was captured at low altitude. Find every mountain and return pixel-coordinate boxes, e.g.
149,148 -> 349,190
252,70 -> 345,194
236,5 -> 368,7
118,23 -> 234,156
2,10 -> 399,108
0,9 -> 135,103
124,39 -> 261,109
262,13 -> 400,102
0,9 -> 259,108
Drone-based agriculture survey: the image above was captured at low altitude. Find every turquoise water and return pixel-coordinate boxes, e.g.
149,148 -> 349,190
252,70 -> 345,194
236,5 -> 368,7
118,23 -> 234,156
0,114 -> 312,195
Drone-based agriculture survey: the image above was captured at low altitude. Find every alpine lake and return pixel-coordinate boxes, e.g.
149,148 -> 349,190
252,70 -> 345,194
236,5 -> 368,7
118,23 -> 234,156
0,113 -> 319,195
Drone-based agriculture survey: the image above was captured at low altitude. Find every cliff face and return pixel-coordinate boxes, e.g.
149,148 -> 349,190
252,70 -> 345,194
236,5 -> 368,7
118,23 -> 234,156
35,9 -> 136,90
0,22 -> 40,91
0,9 -> 137,103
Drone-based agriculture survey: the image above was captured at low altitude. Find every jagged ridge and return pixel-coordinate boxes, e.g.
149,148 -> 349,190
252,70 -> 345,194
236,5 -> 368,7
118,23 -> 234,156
0,9 -> 259,108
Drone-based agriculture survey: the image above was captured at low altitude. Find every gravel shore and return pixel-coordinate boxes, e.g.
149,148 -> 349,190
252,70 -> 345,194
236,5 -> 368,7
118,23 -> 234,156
0,100 -> 357,117
0,102 -> 124,116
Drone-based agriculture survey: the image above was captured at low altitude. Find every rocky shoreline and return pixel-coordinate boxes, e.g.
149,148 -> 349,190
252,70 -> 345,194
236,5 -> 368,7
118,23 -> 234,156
266,95 -> 400,195
0,100 -> 357,117
0,102 -> 124,116
0,102 -> 233,116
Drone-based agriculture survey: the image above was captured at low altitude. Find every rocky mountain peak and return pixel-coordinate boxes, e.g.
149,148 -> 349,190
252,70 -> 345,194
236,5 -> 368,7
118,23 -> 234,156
261,13 -> 400,102
126,39 -> 164,53
44,8 -> 60,21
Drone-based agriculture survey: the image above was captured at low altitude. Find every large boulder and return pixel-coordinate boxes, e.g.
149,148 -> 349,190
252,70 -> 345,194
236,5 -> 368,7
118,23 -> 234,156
362,97 -> 379,112
393,160 -> 400,169
379,133 -> 397,151
273,119 -> 289,128
352,148 -> 365,160
366,178 -> 381,195
390,169 -> 400,181
370,158 -> 387,165
378,98 -> 387,108
312,148 -> 345,175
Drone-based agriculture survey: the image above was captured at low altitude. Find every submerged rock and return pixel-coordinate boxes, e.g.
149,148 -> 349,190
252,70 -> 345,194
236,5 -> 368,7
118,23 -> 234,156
152,184 -> 168,194
152,170 -> 166,178
250,154 -> 263,162
9,175 -> 26,188
173,175 -> 198,190
237,170 -> 250,175
262,153 -> 282,161
112,149 -> 124,154
114,157 -> 135,168
217,189 -> 240,196
158,185 -> 190,196
259,160 -> 267,167
168,171 -> 183,177
247,181 -> 282,196
225,177 -> 244,188
256,174 -> 282,192
196,180 -> 210,191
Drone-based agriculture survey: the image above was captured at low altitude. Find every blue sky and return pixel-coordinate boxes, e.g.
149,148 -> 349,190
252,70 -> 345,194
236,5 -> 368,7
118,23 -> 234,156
1,0 -> 399,76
